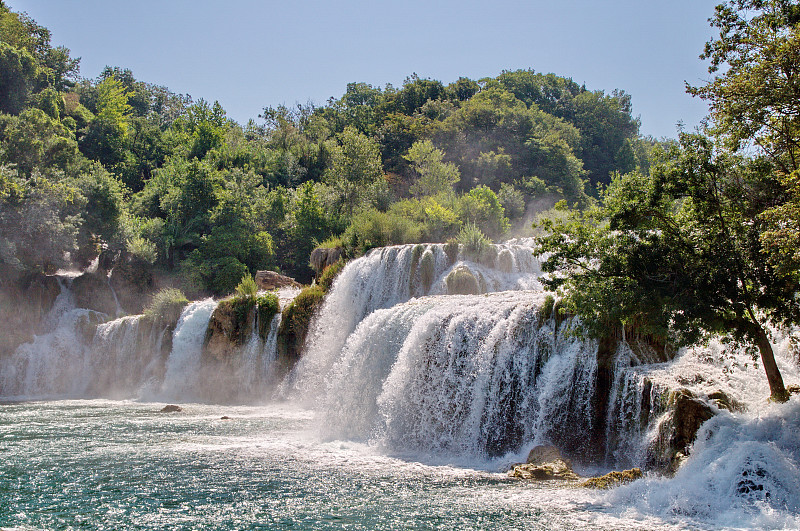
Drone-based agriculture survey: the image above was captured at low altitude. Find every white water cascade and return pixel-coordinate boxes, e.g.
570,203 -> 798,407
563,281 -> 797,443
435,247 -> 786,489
0,281 -> 297,403
287,242 -> 544,396
318,290 -> 599,458
0,279 -> 105,398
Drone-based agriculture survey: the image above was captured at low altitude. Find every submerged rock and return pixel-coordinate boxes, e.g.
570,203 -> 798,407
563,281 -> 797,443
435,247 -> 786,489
707,390 -> 744,412
508,445 -> 580,481
580,468 -> 643,489
160,405 -> 182,413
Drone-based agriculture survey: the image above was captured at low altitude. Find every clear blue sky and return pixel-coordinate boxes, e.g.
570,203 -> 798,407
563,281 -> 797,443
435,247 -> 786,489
9,0 -> 719,139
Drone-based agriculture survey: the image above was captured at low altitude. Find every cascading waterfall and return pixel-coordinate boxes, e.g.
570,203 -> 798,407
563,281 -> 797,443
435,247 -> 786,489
0,282 -> 297,403
287,242 -> 544,397
0,278 -> 105,398
156,298 -> 218,402
315,290 -> 600,459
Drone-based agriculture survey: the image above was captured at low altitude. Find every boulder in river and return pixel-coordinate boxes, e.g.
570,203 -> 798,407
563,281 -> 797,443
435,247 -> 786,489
507,445 -> 580,481
580,468 -> 643,489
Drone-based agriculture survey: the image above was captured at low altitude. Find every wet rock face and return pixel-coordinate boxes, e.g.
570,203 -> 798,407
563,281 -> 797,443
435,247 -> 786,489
0,272 -> 61,357
109,253 -> 154,314
71,272 -> 118,317
671,389 -> 716,453
647,388 -> 716,474
203,300 -> 253,362
254,271 -> 300,291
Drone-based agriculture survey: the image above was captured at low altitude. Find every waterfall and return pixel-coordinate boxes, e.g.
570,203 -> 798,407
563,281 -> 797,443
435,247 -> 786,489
0,279 -> 105,399
313,290 -> 600,459
287,242 -> 544,397
155,298 -> 218,402
0,282 -> 297,403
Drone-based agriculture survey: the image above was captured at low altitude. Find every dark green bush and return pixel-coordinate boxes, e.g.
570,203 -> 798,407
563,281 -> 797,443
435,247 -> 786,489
277,285 -> 326,362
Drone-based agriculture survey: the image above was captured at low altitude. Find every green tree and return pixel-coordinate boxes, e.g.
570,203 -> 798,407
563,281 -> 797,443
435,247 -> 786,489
323,126 -> 385,218
0,108 -> 80,175
405,139 -> 460,197
689,0 -> 800,174
537,135 -> 798,402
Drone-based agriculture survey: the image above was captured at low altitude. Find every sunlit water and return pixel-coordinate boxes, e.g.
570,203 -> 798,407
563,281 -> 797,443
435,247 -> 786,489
3,400 -> 798,530
0,399 -> 694,531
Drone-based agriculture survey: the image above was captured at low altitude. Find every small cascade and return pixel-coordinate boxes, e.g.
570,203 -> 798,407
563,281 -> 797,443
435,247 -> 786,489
156,298 -> 218,402
0,279 -> 105,399
315,291 -> 600,459
607,401 -> 800,528
1,278 -> 299,403
87,314 -> 171,399
288,242 -> 543,397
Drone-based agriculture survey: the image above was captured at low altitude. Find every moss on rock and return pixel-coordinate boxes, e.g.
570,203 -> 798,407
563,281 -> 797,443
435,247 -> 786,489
277,285 -> 326,370
446,265 -> 480,295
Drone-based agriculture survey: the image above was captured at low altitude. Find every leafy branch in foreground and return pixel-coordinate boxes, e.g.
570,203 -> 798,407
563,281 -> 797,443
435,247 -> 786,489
537,136 -> 799,401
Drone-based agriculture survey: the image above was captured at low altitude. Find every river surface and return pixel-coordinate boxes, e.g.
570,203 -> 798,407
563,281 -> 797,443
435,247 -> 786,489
1,399 -> 699,531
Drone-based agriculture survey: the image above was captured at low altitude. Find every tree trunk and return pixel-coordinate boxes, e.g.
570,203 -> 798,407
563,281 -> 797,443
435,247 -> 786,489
751,322 -> 789,402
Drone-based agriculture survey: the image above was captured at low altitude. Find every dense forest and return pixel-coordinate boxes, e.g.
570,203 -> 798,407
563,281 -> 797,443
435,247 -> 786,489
0,1 -> 649,293
1,1 -> 798,400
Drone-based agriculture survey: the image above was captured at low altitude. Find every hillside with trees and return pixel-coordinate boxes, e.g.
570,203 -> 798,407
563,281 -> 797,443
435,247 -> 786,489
0,1 -> 648,294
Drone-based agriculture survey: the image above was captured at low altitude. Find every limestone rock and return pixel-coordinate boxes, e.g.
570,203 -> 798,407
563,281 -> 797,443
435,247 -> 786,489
160,405 -> 182,413
508,445 -> 580,481
647,388 -> 716,474
255,270 -> 300,291
670,389 -> 715,453
707,390 -> 743,412
0,272 -> 60,357
203,300 -> 253,361
580,468 -> 643,489
309,247 -> 343,272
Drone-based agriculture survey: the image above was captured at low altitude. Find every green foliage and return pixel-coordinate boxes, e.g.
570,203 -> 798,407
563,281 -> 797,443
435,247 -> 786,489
235,273 -> 258,300
341,208 -> 424,256
445,265 -> 481,295
451,222 -> 492,262
405,139 -> 460,197
323,126 -> 385,217
0,169 -> 80,275
0,108 -> 80,175
456,185 -> 508,238
143,287 -> 188,323
0,3 -> 657,295
256,292 -> 280,339
318,259 -> 345,291
537,135 -> 799,400
497,183 -> 525,220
